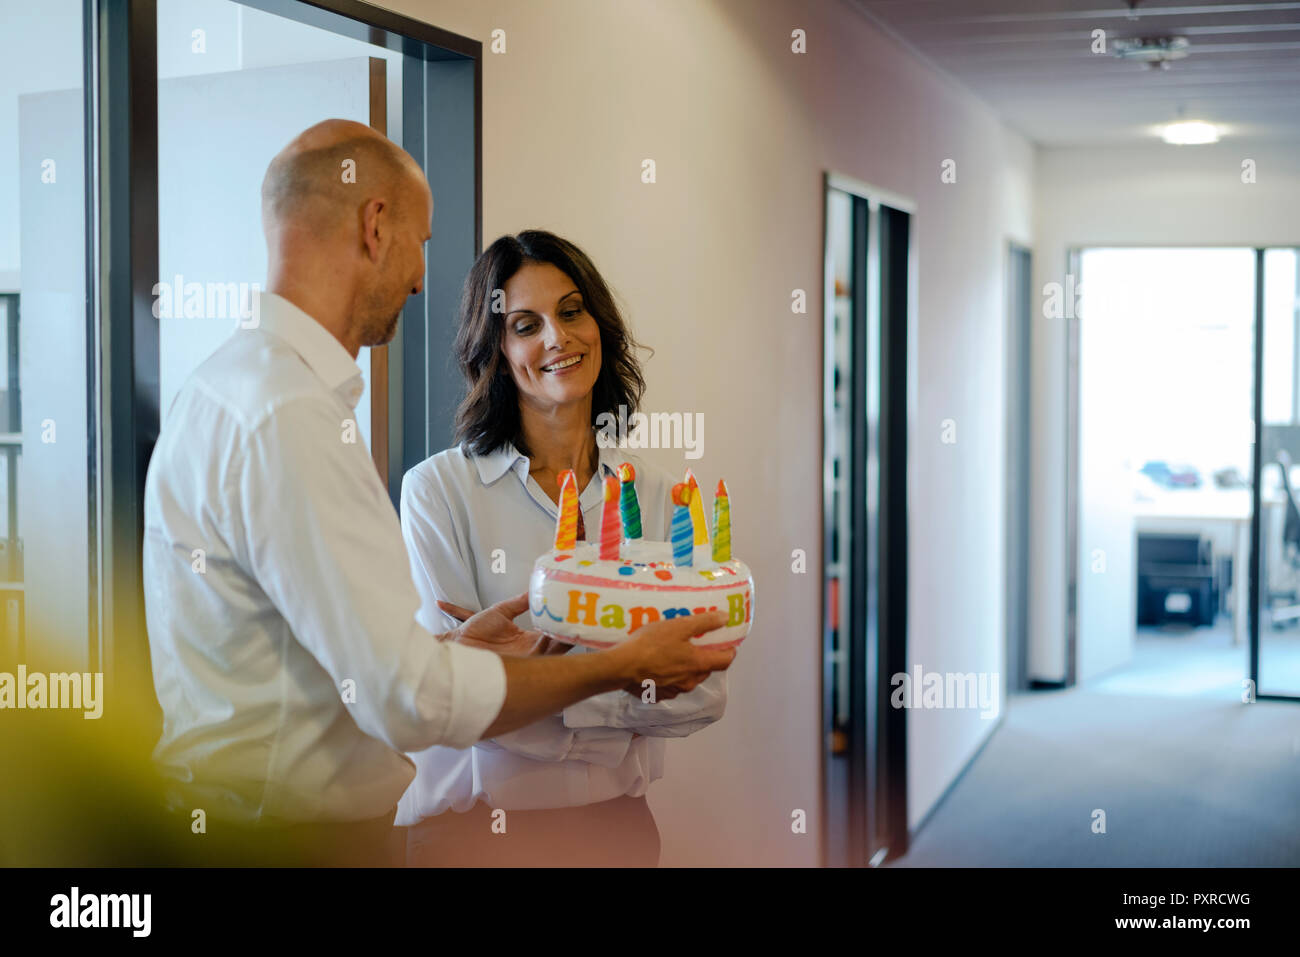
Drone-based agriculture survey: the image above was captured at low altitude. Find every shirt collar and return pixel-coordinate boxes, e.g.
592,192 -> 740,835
471,438 -> 621,489
472,443 -> 527,486
251,291 -> 366,408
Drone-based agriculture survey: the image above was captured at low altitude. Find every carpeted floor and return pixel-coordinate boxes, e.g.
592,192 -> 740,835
888,624 -> 1300,867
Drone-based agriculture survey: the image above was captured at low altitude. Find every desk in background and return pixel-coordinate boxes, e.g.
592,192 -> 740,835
1133,486 -> 1282,645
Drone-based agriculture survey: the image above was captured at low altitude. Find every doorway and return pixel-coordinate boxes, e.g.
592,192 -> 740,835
1069,247 -> 1300,703
821,173 -> 911,867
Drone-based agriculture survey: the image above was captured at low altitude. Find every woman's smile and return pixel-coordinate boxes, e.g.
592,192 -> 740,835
540,353 -> 585,375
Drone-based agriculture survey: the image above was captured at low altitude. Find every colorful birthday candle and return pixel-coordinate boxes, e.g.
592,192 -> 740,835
670,483 -> 694,567
712,478 -> 731,563
618,462 -> 643,540
685,469 -> 710,545
554,469 -> 579,550
600,474 -> 622,560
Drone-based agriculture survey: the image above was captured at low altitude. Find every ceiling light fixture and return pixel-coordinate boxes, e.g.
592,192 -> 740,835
1161,120 -> 1220,145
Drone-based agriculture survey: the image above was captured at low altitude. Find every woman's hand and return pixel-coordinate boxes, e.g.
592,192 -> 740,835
619,675 -> 709,700
439,594 -> 573,658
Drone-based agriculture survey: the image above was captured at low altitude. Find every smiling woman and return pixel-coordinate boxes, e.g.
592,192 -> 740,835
452,230 -> 646,460
397,230 -> 729,867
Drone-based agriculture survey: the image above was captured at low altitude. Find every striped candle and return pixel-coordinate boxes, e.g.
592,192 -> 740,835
685,469 -> 710,545
618,462 -> 642,540
554,469 -> 579,550
712,478 -> 731,562
670,483 -> 693,567
599,474 -> 621,560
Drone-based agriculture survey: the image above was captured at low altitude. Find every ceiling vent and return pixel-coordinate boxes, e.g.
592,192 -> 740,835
1112,37 -> 1190,70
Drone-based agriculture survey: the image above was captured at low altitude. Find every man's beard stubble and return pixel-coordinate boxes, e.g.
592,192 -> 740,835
359,288 -> 403,347
370,309 -> 400,347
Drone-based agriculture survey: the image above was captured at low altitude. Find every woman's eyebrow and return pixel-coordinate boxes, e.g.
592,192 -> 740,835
505,290 -> 581,318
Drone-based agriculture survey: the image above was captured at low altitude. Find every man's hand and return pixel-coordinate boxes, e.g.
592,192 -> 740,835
608,610 -> 736,691
441,594 -> 574,658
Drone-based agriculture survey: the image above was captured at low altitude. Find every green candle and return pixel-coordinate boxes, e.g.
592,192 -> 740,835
618,462 -> 642,540
712,479 -> 731,562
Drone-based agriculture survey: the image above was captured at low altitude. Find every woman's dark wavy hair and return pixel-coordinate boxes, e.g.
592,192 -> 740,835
452,230 -> 648,457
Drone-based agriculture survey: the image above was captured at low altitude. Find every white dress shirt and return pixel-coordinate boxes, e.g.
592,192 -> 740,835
143,291 -> 507,825
394,443 -> 728,823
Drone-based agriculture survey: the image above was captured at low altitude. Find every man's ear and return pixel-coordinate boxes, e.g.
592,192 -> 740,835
361,197 -> 386,262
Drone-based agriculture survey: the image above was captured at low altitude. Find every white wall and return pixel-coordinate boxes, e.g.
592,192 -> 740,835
379,0 -> 1034,861
1075,253 -> 1136,685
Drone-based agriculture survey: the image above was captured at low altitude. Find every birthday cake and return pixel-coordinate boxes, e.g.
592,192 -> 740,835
529,464 -> 754,649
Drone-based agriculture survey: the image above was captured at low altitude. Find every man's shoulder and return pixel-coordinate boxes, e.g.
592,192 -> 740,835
178,328 -> 332,432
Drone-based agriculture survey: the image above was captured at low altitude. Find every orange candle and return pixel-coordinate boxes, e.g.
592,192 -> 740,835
554,469 -> 579,550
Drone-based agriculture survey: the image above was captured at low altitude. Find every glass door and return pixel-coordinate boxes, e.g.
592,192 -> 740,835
1254,248 -> 1300,699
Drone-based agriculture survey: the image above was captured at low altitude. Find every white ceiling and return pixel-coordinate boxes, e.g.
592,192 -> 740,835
852,0 -> 1300,145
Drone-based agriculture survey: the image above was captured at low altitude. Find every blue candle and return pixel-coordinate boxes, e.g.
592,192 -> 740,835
670,482 -> 693,567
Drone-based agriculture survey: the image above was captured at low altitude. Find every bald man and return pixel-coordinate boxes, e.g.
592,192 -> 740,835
142,120 -> 733,866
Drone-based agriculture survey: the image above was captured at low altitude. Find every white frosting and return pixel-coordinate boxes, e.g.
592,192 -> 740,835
528,540 -> 754,648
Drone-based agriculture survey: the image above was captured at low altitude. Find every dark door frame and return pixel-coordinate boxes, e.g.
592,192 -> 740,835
821,171 -> 912,867
1247,247 -> 1300,702
1005,242 -> 1032,694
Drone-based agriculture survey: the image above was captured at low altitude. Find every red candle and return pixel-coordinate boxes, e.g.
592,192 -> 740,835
599,473 -> 621,560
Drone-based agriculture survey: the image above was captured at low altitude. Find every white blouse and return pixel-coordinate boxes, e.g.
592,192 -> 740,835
394,441 -> 728,822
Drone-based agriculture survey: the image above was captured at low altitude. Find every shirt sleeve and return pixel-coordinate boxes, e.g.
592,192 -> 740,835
399,465 -> 482,635
399,459 -> 635,765
236,395 -> 506,754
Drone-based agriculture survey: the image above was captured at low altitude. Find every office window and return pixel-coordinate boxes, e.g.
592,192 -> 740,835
156,0 -> 410,462
3,0 -> 93,668
0,0 -> 480,691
